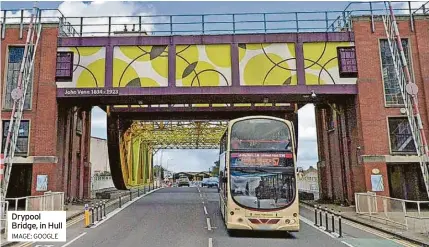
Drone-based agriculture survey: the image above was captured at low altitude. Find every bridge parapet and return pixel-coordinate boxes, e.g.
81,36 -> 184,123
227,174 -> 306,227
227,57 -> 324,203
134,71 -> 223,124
1,1 -> 422,38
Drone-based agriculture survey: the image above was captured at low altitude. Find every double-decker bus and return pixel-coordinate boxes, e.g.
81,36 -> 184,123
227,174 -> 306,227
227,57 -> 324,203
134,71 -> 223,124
218,116 -> 299,233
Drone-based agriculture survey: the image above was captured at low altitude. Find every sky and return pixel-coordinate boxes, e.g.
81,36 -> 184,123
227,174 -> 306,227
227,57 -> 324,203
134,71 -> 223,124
2,0 -> 423,173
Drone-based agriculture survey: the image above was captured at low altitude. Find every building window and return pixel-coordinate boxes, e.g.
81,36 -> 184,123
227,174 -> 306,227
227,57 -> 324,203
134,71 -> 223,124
4,46 -> 33,110
380,39 -> 411,106
337,47 -> 358,77
388,117 -> 416,153
2,120 -> 30,156
56,52 -> 74,81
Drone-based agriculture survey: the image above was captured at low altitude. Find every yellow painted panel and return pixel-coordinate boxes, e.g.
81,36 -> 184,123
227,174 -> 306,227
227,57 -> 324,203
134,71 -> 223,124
113,46 -> 168,88
238,43 -> 297,86
303,42 -> 357,85
56,47 -> 106,88
176,44 -> 231,87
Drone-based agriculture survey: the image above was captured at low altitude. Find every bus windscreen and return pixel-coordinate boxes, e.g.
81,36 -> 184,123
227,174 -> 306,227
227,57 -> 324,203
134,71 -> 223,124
230,118 -> 292,151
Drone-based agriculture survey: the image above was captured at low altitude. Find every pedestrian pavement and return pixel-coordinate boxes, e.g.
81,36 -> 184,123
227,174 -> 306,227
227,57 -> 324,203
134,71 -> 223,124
300,200 -> 429,247
0,186 -> 154,247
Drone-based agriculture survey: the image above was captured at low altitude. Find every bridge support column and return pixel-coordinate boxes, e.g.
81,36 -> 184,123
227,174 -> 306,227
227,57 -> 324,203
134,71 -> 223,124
315,98 -> 361,205
58,105 -> 92,201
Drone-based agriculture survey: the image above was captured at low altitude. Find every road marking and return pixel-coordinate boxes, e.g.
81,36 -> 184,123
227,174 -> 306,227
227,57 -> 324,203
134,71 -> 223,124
300,204 -> 419,247
208,238 -> 213,247
60,232 -> 87,247
204,206 -> 208,215
200,194 -> 202,198
300,215 -> 337,239
206,218 -> 212,231
90,188 -> 161,228
341,241 -> 355,247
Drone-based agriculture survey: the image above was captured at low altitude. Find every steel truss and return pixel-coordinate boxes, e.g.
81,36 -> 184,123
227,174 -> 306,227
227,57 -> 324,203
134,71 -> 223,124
127,121 -> 228,149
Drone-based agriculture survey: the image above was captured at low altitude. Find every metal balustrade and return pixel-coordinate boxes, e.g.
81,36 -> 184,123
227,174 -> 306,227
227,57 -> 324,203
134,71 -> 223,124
0,1 -> 425,38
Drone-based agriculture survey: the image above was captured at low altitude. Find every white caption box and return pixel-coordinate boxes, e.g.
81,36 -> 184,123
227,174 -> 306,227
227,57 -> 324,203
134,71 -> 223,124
7,211 -> 66,242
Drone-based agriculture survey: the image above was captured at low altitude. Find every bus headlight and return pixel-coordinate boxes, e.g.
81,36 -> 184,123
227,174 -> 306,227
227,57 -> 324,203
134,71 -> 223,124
230,211 -> 234,216
293,213 -> 297,217
290,219 -> 296,224
237,218 -> 243,223
285,219 -> 290,224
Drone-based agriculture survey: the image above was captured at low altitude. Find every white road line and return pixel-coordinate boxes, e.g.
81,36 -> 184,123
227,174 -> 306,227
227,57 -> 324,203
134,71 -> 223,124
90,188 -> 161,228
341,241 -> 356,247
300,215 -> 337,239
206,218 -> 212,231
208,238 -> 213,247
300,204 -> 419,247
204,206 -> 208,215
60,232 -> 87,247
200,194 -> 202,198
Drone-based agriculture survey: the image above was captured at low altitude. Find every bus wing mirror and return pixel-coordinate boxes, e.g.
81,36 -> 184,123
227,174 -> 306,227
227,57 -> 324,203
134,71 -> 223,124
222,177 -> 227,183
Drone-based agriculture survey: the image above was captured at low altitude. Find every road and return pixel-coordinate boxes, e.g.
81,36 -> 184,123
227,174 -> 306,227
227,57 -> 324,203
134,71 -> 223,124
14,187 -> 419,247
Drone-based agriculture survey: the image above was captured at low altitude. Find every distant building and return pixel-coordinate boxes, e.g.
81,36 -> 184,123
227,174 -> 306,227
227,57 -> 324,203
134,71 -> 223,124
90,137 -> 110,175
297,166 -> 319,192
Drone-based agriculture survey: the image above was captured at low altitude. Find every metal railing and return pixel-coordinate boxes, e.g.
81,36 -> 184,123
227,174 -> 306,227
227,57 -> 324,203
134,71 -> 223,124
5,192 -> 65,211
355,192 -> 429,234
0,1 -> 426,37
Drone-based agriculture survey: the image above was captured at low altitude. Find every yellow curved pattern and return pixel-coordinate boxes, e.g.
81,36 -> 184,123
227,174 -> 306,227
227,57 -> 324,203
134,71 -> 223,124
140,77 -> 160,87
205,45 -> 231,68
176,44 -> 231,87
70,47 -> 103,57
113,46 -> 168,88
244,53 -> 293,85
239,43 -> 297,86
182,61 -> 219,86
303,41 -> 354,85
113,58 -> 139,87
176,45 -> 199,80
76,59 -> 106,88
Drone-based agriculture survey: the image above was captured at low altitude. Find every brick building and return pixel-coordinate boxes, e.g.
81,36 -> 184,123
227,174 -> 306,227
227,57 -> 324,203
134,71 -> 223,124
316,15 -> 429,203
1,22 -> 92,201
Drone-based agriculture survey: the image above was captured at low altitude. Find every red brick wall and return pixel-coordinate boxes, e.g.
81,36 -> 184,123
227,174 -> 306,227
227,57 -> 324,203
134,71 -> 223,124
1,26 -> 92,199
353,18 -> 429,157
1,26 -> 61,195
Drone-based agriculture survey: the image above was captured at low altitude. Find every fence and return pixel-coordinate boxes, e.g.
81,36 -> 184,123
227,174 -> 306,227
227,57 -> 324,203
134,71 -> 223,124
1,1 -> 427,37
355,192 -> 429,234
92,175 -> 115,191
5,192 -> 65,211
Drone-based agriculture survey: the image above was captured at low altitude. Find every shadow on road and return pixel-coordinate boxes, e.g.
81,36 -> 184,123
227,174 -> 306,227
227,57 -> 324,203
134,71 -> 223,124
228,230 -> 296,239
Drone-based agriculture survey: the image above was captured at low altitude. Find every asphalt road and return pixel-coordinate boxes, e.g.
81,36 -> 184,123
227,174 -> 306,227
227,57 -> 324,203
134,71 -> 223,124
13,187 -> 419,247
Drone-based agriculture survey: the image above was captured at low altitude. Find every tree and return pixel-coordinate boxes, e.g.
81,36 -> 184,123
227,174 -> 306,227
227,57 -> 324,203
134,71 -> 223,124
211,160 -> 220,176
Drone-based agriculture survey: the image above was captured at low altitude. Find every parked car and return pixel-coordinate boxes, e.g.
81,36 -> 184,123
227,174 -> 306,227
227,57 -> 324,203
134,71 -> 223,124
178,176 -> 190,187
202,177 -> 219,188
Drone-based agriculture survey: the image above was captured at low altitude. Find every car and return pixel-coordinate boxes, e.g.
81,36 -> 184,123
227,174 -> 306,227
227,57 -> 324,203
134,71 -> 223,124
178,176 -> 190,187
202,177 -> 219,188
206,177 -> 219,188
202,178 -> 210,187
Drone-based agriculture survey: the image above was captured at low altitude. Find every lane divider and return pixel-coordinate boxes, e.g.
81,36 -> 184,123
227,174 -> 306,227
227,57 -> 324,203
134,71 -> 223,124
204,206 -> 208,215
208,238 -> 213,247
60,232 -> 87,247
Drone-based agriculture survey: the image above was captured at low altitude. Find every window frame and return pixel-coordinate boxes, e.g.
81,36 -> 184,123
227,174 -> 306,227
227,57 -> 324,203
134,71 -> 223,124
386,116 -> 417,155
378,38 -> 414,107
55,51 -> 74,81
2,45 -> 33,110
337,46 -> 358,78
2,120 -> 31,156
